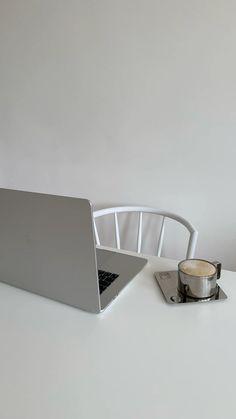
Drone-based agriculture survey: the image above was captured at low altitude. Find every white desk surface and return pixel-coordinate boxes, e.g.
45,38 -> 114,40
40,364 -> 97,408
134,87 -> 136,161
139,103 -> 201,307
0,252 -> 236,419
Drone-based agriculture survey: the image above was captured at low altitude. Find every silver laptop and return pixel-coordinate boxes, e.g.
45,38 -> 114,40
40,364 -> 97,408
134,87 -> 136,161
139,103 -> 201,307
0,188 -> 147,313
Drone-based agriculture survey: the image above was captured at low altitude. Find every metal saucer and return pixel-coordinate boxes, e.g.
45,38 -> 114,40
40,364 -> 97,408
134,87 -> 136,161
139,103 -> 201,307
155,270 -> 227,304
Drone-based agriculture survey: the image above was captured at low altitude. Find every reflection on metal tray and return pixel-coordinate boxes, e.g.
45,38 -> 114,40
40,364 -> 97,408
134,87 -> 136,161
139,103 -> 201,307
155,270 -> 227,304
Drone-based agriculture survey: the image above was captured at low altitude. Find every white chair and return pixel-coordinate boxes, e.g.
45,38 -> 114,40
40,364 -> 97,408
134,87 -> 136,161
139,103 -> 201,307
93,206 -> 198,259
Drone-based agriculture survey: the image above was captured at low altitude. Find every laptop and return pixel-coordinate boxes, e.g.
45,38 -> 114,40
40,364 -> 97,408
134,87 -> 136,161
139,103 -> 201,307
0,188 -> 147,313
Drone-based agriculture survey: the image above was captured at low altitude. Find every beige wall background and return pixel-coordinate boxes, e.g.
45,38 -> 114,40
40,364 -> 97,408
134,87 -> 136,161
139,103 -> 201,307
1,0 -> 236,268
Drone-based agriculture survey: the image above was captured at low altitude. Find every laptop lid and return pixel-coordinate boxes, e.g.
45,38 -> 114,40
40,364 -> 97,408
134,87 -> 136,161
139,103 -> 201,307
0,188 -> 101,313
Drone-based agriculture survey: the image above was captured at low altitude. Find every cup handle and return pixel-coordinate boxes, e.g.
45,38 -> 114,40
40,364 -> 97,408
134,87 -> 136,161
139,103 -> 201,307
212,261 -> 221,279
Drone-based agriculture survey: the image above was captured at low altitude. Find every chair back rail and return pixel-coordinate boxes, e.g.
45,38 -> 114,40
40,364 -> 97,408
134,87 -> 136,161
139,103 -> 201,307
93,206 -> 198,259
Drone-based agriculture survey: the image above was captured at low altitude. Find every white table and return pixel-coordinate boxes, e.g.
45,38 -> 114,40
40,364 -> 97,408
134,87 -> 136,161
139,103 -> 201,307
0,253 -> 235,419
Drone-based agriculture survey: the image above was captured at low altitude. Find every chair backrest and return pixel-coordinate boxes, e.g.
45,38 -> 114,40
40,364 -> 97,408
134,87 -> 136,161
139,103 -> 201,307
93,206 -> 198,259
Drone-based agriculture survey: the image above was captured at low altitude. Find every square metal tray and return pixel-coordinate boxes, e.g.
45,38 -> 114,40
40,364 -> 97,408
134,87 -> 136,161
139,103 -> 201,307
155,270 -> 227,304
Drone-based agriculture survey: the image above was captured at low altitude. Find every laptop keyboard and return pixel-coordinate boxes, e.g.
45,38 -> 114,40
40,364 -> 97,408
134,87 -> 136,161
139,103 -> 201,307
98,270 -> 119,294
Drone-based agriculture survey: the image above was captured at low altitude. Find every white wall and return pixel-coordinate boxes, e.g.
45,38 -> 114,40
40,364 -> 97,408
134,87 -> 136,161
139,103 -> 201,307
1,0 -> 236,269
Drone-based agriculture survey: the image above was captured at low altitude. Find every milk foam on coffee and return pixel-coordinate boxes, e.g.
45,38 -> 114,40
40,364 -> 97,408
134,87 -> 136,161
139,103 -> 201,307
179,259 -> 216,277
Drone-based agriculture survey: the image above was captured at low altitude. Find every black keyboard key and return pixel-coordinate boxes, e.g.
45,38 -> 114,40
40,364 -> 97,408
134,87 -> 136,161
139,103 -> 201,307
98,270 -> 119,294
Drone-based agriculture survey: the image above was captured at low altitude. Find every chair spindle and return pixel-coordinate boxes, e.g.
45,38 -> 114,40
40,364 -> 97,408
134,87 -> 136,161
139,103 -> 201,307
93,219 -> 100,246
157,216 -> 165,257
137,212 -> 143,253
114,212 -> 121,249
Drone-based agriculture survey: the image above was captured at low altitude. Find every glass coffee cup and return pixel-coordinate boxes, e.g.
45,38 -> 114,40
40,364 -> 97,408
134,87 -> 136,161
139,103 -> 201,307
178,259 -> 221,299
